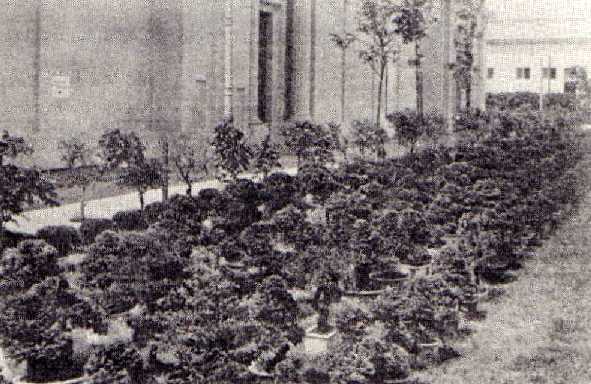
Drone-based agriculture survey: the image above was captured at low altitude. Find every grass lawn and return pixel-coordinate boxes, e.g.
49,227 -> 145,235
418,159 -> 591,383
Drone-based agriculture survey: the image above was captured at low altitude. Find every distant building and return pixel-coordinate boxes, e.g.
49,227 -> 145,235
0,0 -> 471,167
483,16 -> 591,102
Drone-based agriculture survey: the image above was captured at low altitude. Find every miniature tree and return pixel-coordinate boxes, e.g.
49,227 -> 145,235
351,119 -> 389,160
254,132 -> 281,179
212,117 -> 253,182
356,0 -> 400,130
58,138 -> 97,220
98,129 -> 163,210
392,0 -> 436,117
280,120 -> 336,169
170,134 -> 210,196
388,109 -> 443,153
0,131 -> 57,231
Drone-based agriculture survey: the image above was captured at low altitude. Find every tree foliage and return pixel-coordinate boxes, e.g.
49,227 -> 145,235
356,0 -> 400,129
98,129 -> 164,210
254,133 -> 281,178
0,131 -> 58,229
170,134 -> 210,196
212,117 -> 253,182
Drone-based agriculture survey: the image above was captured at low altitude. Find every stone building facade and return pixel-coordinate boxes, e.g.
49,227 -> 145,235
483,17 -> 591,97
0,0 -> 467,167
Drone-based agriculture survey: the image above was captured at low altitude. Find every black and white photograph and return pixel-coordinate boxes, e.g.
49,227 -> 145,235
0,0 -> 589,383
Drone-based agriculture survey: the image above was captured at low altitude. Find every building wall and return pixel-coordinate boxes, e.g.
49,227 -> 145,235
0,0 -> 456,167
294,0 -> 452,136
484,39 -> 591,95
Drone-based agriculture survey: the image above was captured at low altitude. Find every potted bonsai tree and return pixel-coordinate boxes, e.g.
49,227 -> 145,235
404,246 -> 433,278
303,264 -> 342,354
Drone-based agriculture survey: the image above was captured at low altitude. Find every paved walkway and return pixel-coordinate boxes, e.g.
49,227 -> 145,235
6,168 -> 297,235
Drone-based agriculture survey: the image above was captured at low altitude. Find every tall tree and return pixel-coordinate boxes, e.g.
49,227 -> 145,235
392,0 -> 435,117
330,0 -> 356,126
453,0 -> 482,110
356,0 -> 400,131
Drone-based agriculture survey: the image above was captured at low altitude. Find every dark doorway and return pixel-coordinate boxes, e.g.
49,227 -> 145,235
258,11 -> 273,123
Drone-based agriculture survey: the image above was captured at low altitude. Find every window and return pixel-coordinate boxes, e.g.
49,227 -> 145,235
516,67 -> 531,80
487,68 -> 494,79
542,67 -> 557,79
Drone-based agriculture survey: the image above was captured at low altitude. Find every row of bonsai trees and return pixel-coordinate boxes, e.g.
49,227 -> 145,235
0,105 -> 586,383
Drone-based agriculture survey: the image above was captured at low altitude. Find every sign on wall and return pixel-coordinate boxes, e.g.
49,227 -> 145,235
51,75 -> 70,98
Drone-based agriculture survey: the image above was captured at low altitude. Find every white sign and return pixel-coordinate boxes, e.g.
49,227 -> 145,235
51,75 -> 70,98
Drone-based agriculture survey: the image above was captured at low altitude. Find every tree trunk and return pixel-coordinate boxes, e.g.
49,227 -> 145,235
186,183 -> 192,196
466,79 -> 472,110
139,191 -> 145,211
416,41 -> 424,117
376,63 -> 385,130
161,138 -> 169,202
341,49 -> 347,125
80,185 -> 86,221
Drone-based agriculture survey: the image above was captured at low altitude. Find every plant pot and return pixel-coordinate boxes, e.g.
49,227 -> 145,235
383,379 -> 412,384
370,270 -> 409,290
343,289 -> 385,300
415,340 -> 441,366
407,263 -> 431,278
384,375 -> 415,384
460,297 -> 478,314
302,327 -> 337,355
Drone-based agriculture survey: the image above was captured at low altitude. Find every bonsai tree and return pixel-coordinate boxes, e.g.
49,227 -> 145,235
122,158 -> 164,211
98,129 -> 164,210
388,109 -> 444,153
356,0 -> 401,130
0,131 -> 58,231
279,120 -> 336,169
212,116 -> 253,182
351,119 -> 389,160
58,138 -> 97,220
170,134 -> 210,196
0,239 -> 61,295
254,132 -> 281,179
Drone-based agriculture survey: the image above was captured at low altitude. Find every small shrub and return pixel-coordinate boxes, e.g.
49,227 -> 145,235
36,225 -> 81,256
212,117 -> 253,181
142,201 -> 165,224
279,120 -> 337,168
0,240 -> 61,294
197,188 -> 227,213
261,172 -> 297,213
79,218 -> 115,245
112,209 -> 148,231
82,231 -> 188,314
296,164 -> 339,204
351,119 -> 388,160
